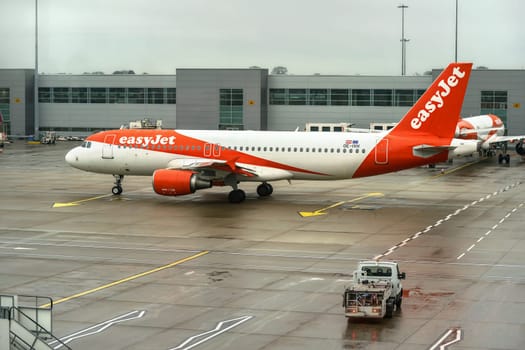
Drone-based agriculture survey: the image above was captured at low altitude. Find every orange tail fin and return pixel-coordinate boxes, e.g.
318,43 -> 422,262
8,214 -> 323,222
390,62 -> 472,139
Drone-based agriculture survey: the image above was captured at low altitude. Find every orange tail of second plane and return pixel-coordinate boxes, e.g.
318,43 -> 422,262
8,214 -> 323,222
353,62 -> 473,178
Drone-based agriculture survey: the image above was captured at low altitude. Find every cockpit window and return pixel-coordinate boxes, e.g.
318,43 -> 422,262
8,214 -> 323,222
81,141 -> 92,148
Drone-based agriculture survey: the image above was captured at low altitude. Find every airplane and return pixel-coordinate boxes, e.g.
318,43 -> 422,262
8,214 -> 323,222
455,114 -> 525,163
65,62 -> 473,203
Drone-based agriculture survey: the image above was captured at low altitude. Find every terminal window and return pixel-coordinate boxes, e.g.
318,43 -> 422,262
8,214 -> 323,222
289,89 -> 307,105
52,87 -> 70,103
37,87 -> 176,105
90,88 -> 107,103
481,90 -> 507,125
0,88 -> 9,134
330,89 -> 349,106
309,89 -> 328,105
373,89 -> 393,106
72,88 -> 88,103
352,89 -> 371,106
219,88 -> 243,129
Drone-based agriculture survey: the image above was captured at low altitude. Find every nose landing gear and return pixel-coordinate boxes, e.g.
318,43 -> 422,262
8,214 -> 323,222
112,174 -> 124,195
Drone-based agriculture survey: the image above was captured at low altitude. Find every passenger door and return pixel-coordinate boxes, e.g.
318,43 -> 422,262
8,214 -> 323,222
102,134 -> 116,159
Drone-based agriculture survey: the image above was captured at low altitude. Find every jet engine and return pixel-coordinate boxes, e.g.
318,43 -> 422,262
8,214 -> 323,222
515,141 -> 525,156
448,139 -> 480,159
152,169 -> 211,196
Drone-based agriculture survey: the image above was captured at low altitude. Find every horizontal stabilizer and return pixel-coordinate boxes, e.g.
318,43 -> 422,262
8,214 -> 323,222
412,144 -> 455,158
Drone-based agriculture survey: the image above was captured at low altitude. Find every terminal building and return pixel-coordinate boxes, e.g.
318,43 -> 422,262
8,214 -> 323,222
0,67 -> 523,138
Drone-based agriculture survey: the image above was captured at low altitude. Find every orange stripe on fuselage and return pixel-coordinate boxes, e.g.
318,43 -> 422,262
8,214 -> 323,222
86,129 -> 328,176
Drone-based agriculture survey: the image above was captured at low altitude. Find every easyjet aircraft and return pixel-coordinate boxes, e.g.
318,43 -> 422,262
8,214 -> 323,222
456,114 -> 525,163
66,62 -> 472,203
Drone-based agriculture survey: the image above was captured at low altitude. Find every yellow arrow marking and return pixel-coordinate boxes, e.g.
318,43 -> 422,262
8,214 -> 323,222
40,250 -> 209,308
52,194 -> 113,208
298,192 -> 383,217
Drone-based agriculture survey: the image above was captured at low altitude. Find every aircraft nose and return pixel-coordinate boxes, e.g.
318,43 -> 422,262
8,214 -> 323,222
65,147 -> 79,166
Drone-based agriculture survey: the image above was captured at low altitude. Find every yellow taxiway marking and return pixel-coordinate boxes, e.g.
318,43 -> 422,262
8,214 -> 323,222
40,250 -> 209,308
298,192 -> 384,217
52,194 -> 113,208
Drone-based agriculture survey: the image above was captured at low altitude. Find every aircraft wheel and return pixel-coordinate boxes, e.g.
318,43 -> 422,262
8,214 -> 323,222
505,154 -> 510,164
385,298 -> 394,318
257,183 -> 273,197
228,189 -> 246,203
112,186 -> 123,195
396,290 -> 403,309
498,154 -> 503,164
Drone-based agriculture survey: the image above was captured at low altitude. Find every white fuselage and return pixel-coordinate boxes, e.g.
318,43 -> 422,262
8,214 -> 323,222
66,130 -> 383,180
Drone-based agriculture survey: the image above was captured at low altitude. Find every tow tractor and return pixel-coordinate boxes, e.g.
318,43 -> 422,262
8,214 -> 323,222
343,261 -> 405,318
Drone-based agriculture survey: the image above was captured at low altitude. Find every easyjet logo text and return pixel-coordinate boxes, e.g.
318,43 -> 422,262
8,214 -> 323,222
411,66 -> 466,130
118,135 -> 176,146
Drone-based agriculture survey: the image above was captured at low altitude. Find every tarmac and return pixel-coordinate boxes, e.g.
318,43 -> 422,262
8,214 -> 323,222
1,141 -> 524,350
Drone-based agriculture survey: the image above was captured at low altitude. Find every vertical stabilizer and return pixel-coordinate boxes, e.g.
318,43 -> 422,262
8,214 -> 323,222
389,63 -> 472,139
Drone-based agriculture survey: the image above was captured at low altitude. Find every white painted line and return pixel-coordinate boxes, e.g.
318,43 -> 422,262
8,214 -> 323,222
51,310 -> 146,349
492,224 -> 498,230
169,315 -> 253,350
485,230 -> 491,236
440,329 -> 463,349
429,329 -> 453,350
505,213 -> 511,218
499,218 -> 505,224
512,208 -> 517,213
467,244 -> 476,252
457,253 -> 465,260
429,328 -> 462,350
477,237 -> 484,243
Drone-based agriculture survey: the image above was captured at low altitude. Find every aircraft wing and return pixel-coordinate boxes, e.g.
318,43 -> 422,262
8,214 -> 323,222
167,158 -> 293,181
484,135 -> 525,144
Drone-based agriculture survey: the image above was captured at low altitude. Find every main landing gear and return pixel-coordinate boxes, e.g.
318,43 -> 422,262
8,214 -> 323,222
497,142 -> 510,164
498,153 -> 510,164
112,174 -> 124,195
227,182 -> 274,203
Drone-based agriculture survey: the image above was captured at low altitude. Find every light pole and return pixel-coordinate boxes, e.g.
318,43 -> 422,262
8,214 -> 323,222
455,0 -> 458,62
34,0 -> 39,140
398,4 -> 409,76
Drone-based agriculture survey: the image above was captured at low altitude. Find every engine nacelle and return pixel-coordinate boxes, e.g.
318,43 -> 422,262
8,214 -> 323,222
516,141 -> 525,156
152,169 -> 211,196
448,139 -> 480,159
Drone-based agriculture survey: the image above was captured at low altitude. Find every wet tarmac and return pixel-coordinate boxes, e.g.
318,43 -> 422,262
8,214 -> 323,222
1,141 -> 524,349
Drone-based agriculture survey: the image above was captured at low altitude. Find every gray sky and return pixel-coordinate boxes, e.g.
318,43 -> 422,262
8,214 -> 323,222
1,0 -> 524,75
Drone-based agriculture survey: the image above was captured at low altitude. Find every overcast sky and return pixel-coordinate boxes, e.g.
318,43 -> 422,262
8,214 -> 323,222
1,0 -> 524,75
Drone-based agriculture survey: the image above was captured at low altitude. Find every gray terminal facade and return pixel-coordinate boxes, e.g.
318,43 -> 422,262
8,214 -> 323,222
0,67 -> 523,137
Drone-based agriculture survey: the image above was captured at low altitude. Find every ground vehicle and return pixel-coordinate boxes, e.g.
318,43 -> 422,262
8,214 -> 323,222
343,261 -> 405,318
40,131 -> 57,144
